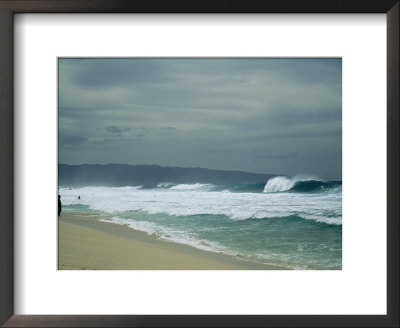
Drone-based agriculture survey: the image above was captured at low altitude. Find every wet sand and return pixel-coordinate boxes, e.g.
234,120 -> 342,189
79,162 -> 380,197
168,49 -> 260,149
58,211 -> 286,270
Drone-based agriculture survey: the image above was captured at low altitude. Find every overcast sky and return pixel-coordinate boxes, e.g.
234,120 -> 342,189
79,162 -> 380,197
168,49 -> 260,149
59,58 -> 342,180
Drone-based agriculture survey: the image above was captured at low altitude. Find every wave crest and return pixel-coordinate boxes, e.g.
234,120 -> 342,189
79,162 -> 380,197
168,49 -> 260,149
169,183 -> 214,191
263,174 -> 330,193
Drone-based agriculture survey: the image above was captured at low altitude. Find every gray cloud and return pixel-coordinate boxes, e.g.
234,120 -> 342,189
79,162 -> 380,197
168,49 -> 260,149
250,152 -> 298,161
59,58 -> 342,180
59,135 -> 88,145
160,127 -> 178,131
105,125 -> 131,133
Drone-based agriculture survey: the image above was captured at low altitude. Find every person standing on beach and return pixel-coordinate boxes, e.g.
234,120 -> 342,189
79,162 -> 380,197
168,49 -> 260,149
58,195 -> 62,216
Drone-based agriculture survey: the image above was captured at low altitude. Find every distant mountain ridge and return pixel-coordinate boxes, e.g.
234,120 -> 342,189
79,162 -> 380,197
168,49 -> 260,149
58,164 -> 279,187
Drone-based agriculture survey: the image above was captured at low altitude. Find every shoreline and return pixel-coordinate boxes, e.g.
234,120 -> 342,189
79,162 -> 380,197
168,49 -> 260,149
58,211 -> 287,270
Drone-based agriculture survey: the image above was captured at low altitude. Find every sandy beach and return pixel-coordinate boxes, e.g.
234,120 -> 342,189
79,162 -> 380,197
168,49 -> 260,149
58,211 -> 285,270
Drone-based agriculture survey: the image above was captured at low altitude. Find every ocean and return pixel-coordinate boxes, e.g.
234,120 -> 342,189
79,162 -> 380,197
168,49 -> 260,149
59,175 -> 342,270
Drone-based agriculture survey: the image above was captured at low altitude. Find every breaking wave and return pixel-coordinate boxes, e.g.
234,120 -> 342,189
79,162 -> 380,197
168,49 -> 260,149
264,175 -> 341,193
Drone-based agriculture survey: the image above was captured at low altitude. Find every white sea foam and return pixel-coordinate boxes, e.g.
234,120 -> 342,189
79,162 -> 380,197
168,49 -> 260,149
60,185 -> 341,225
169,183 -> 214,191
157,182 -> 174,188
99,216 -> 235,255
263,174 -> 321,192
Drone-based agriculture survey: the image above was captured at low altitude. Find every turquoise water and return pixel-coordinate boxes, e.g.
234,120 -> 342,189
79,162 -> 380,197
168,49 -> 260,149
60,177 -> 342,269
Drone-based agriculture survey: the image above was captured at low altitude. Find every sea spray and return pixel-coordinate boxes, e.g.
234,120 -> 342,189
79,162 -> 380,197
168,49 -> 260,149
262,174 -> 341,193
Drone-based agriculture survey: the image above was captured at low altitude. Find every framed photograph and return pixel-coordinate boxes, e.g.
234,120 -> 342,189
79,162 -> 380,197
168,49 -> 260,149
1,0 -> 398,327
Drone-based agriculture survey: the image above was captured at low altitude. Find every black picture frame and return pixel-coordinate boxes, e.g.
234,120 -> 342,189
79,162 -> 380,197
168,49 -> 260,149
0,1 -> 398,327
